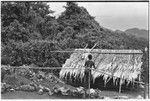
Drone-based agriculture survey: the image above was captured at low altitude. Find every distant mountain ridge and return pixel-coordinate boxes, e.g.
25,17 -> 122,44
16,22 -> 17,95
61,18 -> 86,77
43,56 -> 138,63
124,28 -> 148,40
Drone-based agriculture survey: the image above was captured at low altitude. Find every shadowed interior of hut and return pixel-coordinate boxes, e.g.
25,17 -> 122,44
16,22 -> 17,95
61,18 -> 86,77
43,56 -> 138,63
91,77 -> 140,91
64,75 -> 140,92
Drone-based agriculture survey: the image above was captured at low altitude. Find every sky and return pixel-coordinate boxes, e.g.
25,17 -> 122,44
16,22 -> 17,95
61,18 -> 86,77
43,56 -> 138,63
48,2 -> 148,31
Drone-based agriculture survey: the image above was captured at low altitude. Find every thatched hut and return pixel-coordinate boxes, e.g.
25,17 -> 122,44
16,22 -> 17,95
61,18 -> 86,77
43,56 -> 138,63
59,49 -> 143,92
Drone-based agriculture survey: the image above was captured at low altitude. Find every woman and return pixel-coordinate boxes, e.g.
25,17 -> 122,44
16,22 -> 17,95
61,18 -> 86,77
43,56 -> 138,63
84,54 -> 96,98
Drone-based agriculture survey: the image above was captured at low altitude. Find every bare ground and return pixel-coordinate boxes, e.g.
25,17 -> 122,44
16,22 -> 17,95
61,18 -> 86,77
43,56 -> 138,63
1,73 -> 144,99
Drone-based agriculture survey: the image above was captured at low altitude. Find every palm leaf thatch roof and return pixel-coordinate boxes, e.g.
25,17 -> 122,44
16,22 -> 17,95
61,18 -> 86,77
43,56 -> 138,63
59,49 -> 143,87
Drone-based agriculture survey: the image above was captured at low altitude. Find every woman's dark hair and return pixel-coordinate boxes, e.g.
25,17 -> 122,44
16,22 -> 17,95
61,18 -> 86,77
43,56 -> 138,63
88,54 -> 92,60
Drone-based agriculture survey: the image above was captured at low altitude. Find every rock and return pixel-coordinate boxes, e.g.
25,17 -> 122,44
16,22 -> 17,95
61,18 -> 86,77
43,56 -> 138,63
19,85 -> 35,92
53,85 -> 61,94
2,82 -> 6,85
136,95 -> 143,99
59,87 -> 70,95
1,84 -> 6,94
47,74 -> 53,80
76,87 -> 85,98
43,87 -> 50,92
29,82 -> 38,90
20,82 -> 25,85
38,89 -> 44,95
9,88 -> 15,92
70,88 -> 85,98
37,71 -> 45,79
77,86 -> 84,92
29,82 -> 35,86
5,84 -> 12,89
39,85 -> 44,89
54,80 -> 58,83
32,72 -> 36,76
90,88 -> 95,93
48,90 -> 54,96
103,96 -> 111,99
85,89 -> 96,98
97,96 -> 105,99
71,89 -> 79,97
1,83 -> 12,93
15,87 -> 20,91
94,89 -> 101,98
90,89 -> 96,98
53,88 -> 59,93
1,83 -> 6,93
81,88 -> 102,99
114,96 -> 129,99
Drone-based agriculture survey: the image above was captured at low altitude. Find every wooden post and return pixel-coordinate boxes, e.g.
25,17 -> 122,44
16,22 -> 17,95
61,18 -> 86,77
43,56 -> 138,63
144,83 -> 148,99
88,71 -> 91,98
138,74 -> 141,82
119,79 -> 122,93
143,47 -> 149,99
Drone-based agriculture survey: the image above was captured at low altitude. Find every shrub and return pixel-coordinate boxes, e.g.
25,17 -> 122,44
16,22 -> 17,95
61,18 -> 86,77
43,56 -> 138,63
1,40 -> 68,68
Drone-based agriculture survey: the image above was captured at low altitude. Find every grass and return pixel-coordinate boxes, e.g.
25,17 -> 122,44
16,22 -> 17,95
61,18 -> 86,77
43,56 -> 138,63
2,91 -> 79,99
3,74 -> 32,88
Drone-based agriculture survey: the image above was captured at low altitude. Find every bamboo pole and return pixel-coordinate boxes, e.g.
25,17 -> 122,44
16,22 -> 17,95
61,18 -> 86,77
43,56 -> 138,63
90,42 -> 99,51
88,72 -> 91,98
48,50 -> 143,54
119,72 -> 123,94
1,65 -> 146,85
119,79 -> 122,93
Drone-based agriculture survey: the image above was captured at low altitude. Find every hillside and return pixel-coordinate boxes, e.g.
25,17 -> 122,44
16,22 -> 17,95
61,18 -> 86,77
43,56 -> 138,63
125,28 -> 148,40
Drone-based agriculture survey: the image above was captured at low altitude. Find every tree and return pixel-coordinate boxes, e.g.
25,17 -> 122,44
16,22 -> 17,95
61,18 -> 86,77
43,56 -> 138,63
2,20 -> 30,43
57,2 -> 103,48
1,1 -> 55,43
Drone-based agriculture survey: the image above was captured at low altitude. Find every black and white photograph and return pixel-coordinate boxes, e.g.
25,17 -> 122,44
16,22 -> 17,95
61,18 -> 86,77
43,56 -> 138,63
1,0 -> 149,99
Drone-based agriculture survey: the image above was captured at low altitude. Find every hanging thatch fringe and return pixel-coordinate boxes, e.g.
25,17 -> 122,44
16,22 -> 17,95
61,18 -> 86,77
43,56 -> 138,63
59,49 -> 143,87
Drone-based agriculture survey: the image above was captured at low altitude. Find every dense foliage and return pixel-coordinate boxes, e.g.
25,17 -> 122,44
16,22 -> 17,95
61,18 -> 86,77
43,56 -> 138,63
1,2 -> 149,82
